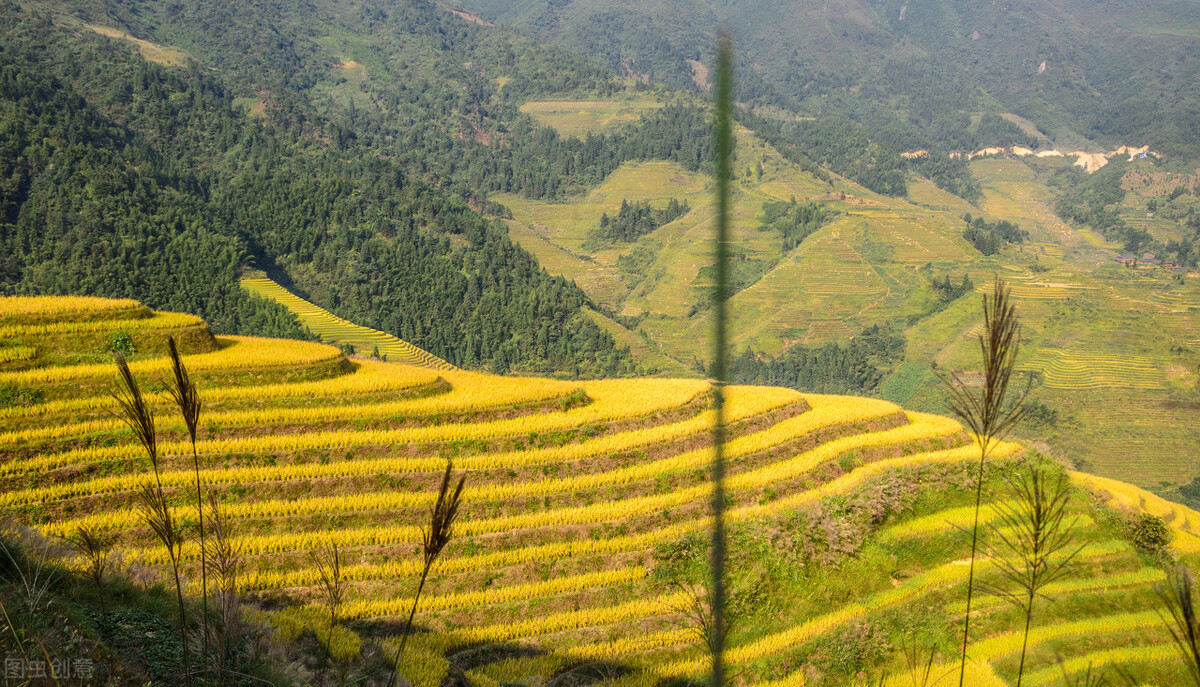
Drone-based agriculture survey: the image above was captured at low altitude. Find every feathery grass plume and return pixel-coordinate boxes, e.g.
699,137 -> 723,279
708,26 -> 735,687
939,277 -> 1030,687
113,351 -> 193,687
386,459 -> 465,687
167,336 -> 209,682
111,350 -> 158,471
205,493 -> 241,686
981,464 -> 1083,686
1158,565 -> 1200,685
67,526 -> 113,591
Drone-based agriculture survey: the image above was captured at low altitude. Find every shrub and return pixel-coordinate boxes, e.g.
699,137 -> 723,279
1129,513 -> 1171,554
108,330 -> 135,356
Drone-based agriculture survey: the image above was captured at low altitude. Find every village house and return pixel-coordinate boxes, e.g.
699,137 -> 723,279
1136,252 -> 1162,269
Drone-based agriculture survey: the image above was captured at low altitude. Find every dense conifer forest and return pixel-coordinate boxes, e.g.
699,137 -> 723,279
0,0 -> 716,374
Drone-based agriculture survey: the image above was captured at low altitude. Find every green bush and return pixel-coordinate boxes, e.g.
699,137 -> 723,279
1128,513 -> 1171,554
108,330 -> 134,356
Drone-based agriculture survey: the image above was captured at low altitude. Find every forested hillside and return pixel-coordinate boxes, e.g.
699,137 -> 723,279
463,0 -> 1200,161
0,0 -> 717,375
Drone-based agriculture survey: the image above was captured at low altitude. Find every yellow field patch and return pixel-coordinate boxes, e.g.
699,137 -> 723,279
242,277 -> 452,369
518,98 -> 664,137
86,25 -> 190,66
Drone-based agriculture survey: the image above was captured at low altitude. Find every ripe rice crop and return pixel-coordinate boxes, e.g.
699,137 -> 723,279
3,376 -> 712,477
660,540 -> 1128,679
242,277 -> 454,370
1021,348 -> 1164,390
0,295 -> 146,324
7,295 -> 1192,687
1,367 -> 567,446
0,358 -> 445,422
0,336 -> 342,386
241,521 -> 705,591
749,672 -> 809,687
875,662 -> 1006,687
0,311 -> 203,340
119,395 -> 913,564
9,384 -> 784,510
447,591 -> 690,644
226,438 -> 993,593
260,607 -> 363,662
558,629 -> 694,663
968,610 -> 1160,660
125,412 -> 960,565
1072,471 -> 1200,552
0,346 -> 35,364
335,567 -> 648,620
877,502 -> 1013,541
1024,644 -> 1176,687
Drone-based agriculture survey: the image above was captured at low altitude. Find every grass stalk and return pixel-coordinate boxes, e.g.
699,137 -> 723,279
385,459 -> 465,687
981,464 -> 1082,686
311,541 -> 345,675
113,351 -> 193,687
167,336 -> 209,683
1158,565 -> 1200,685
938,277 -> 1030,686
708,26 -> 734,687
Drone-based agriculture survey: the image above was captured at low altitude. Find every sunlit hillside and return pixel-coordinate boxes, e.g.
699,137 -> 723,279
2,295 -> 1197,685
496,108 -> 1200,491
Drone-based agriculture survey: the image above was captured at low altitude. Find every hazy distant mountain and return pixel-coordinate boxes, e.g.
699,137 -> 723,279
461,0 -> 1200,157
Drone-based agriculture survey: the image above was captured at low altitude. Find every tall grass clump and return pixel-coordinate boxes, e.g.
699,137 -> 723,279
67,526 -> 113,593
167,336 -> 209,681
939,277 -> 1029,686
385,459 -> 465,687
983,464 -> 1082,686
1158,565 -> 1200,685
113,350 -> 193,687
707,27 -> 735,687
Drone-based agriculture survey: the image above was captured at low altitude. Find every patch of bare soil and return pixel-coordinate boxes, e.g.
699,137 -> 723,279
449,8 -> 493,26
687,59 -> 709,91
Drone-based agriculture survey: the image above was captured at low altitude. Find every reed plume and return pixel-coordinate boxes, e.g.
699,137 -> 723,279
113,351 -> 192,687
385,459 -> 465,687
939,277 -> 1030,686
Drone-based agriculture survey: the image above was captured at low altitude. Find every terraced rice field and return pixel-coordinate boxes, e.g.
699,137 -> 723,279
1022,348 -> 1165,390
1150,291 -> 1200,310
798,261 -> 886,296
973,277 -> 1096,301
844,212 -> 966,262
1,295 -> 1193,686
242,277 -> 453,370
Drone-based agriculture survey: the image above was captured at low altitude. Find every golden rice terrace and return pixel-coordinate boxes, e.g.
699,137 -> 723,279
1,295 -> 1196,686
